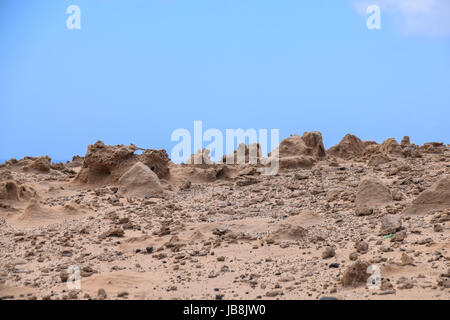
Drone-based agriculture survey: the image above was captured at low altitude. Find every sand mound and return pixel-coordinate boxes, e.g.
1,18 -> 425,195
1,156 -> 52,173
265,212 -> 322,241
327,134 -> 366,159
355,177 -> 392,209
29,156 -> 51,172
268,224 -> 308,241
379,138 -> 404,157
273,131 -> 325,160
364,138 -> 407,160
19,199 -> 55,222
267,131 -> 325,170
139,149 -> 170,178
75,141 -> 139,184
118,162 -> 163,198
404,176 -> 450,215
15,198 -> 89,228
75,141 -> 170,185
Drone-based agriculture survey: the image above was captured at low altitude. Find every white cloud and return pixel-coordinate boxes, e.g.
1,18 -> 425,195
351,0 -> 450,36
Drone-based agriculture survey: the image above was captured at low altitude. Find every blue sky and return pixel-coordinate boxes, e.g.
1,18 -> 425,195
1,0 -> 449,162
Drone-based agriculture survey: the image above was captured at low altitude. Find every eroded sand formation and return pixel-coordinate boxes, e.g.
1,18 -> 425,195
0,133 -> 449,300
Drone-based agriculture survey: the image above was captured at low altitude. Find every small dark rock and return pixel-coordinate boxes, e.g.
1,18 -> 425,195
329,263 -> 339,268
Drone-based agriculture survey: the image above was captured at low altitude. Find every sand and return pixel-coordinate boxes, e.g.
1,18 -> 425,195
0,134 -> 449,300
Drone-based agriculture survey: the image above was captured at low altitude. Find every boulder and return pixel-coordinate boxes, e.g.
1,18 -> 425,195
381,215 -> 402,234
341,260 -> 370,287
327,134 -> 365,159
118,162 -> 163,197
355,178 -> 392,209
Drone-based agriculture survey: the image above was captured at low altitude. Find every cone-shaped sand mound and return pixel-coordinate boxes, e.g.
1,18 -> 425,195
404,176 -> 450,215
118,162 -> 163,198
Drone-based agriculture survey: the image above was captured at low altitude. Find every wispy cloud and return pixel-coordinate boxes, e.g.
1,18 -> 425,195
351,0 -> 450,37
